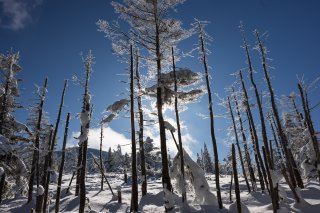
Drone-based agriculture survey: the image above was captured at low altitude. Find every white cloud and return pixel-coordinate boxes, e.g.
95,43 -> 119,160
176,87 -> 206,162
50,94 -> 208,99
68,126 -> 132,154
0,0 -> 42,30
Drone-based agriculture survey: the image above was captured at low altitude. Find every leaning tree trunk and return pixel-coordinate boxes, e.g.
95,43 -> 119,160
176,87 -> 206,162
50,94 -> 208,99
42,80 -> 67,212
99,124 -> 104,191
240,71 -> 268,191
172,47 -> 186,202
232,144 -> 241,213
135,49 -> 147,196
298,83 -> 320,182
28,77 -> 48,206
198,21 -> 222,209
55,112 -> 70,213
232,87 -> 257,191
227,96 -> 251,193
130,45 -> 138,212
255,30 -> 303,189
241,28 -> 273,171
262,146 -> 279,212
0,170 -> 5,203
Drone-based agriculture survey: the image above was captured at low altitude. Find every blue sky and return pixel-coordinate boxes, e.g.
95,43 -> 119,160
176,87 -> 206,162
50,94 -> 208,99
1,0 -> 320,160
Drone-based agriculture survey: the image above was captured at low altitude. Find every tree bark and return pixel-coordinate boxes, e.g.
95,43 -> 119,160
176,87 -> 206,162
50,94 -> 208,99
227,96 -> 251,193
135,49 -> 147,196
232,87 -> 257,191
55,113 -> 70,213
99,124 -> 104,191
130,45 -> 138,212
28,77 -> 48,207
255,30 -> 303,189
0,171 -> 5,203
172,47 -> 186,202
232,144 -> 241,213
198,21 -> 222,209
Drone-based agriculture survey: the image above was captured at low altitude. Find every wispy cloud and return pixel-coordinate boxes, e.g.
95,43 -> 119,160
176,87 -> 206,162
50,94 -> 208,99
0,0 -> 43,30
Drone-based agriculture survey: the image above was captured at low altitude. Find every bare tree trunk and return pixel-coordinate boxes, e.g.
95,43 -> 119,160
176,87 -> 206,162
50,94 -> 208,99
99,124 -> 104,191
227,96 -> 251,193
240,71 -> 268,191
0,171 -> 5,203
135,49 -> 147,196
172,47 -> 186,202
298,83 -> 320,182
232,87 -> 257,191
55,113 -> 70,213
79,56 -> 92,213
198,21 -> 222,209
130,45 -> 138,212
269,140 -> 275,169
232,144 -> 241,213
92,156 -> 114,196
229,170 -> 233,203
262,146 -> 279,212
28,77 -> 48,206
255,30 -> 303,189
66,171 -> 75,194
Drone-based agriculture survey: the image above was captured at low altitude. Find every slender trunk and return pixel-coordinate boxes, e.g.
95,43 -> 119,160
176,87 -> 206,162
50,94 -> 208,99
241,29 -> 272,171
55,113 -> 70,213
172,47 -> 186,202
42,80 -> 67,212
268,114 -> 284,159
135,49 -> 147,196
28,77 -> 48,205
232,87 -> 257,191
0,171 -> 5,203
269,140 -> 274,169
298,83 -> 320,182
229,170 -> 233,202
232,144 -> 241,213
130,45 -> 138,212
99,124 -> 104,191
262,146 -> 279,212
255,30 -> 303,189
92,156 -> 114,196
66,171 -> 76,194
227,96 -> 251,192
198,21 -> 222,209
240,71 -> 268,191
42,128 -> 53,213
79,58 -> 92,213
152,2 -> 172,208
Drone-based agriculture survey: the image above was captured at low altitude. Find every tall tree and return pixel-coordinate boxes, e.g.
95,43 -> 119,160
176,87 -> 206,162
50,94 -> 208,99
227,96 -> 251,192
255,30 -> 303,189
55,112 -> 71,213
78,52 -> 93,213
97,2 -> 190,209
28,77 -> 48,207
193,19 -> 222,209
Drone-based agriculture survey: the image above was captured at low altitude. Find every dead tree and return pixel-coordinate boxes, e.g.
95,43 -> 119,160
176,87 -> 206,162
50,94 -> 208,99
135,49 -> 147,196
99,124 -> 104,191
255,30 -> 303,189
55,112 -> 70,213
232,87 -> 257,191
196,20 -> 222,209
130,45 -> 138,212
42,80 -> 67,213
78,53 -> 93,213
239,70 -> 268,191
298,83 -> 320,182
28,77 -> 48,205
227,96 -> 251,192
0,169 -> 5,203
172,47 -> 186,202
232,144 -> 241,213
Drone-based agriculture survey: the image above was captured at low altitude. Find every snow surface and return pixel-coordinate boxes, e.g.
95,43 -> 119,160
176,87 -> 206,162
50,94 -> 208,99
1,173 -> 320,212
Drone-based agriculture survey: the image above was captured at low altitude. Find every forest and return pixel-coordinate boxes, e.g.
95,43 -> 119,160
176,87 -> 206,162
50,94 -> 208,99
0,0 -> 320,212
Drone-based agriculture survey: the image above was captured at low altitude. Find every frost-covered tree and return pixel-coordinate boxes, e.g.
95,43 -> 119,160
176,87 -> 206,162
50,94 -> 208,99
97,1 -> 191,208
192,19 -> 222,208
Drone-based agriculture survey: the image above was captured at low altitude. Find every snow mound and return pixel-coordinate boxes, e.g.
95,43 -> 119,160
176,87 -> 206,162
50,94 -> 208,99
37,185 -> 44,196
228,201 -> 250,213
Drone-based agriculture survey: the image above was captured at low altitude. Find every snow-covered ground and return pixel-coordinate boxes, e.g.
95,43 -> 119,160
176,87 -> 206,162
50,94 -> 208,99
1,173 -> 320,212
